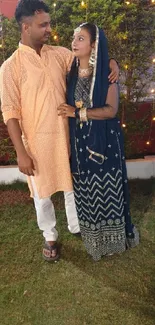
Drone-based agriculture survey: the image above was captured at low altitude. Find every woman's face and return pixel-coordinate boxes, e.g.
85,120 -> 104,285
72,28 -> 94,60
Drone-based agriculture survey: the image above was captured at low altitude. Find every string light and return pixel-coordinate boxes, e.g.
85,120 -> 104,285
151,0 -> 155,4
122,123 -> 126,128
53,34 -> 58,40
81,1 -> 85,7
80,1 -> 88,21
153,58 -> 155,63
124,64 -> 128,70
52,1 -> 58,42
123,35 -> 128,40
146,100 -> 154,146
125,1 -> 130,5
151,89 -> 155,94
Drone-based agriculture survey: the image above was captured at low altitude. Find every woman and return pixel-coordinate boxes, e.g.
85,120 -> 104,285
58,23 -> 139,261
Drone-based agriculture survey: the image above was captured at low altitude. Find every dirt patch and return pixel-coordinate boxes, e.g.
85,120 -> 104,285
0,190 -> 32,205
0,189 -> 65,209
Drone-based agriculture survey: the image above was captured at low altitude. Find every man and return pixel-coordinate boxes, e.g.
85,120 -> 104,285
0,0 -> 119,262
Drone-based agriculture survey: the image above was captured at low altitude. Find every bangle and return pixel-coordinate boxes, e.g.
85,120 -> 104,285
79,107 -> 88,122
75,108 -> 80,119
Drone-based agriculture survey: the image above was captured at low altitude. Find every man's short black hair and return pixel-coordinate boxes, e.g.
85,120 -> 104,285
15,0 -> 50,26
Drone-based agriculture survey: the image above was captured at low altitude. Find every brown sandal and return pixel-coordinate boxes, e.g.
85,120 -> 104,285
43,242 -> 59,262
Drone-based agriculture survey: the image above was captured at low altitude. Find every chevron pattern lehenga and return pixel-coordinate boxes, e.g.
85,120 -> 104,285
73,169 -> 127,261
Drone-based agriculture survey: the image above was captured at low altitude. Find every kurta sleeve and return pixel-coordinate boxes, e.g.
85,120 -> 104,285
0,60 -> 21,124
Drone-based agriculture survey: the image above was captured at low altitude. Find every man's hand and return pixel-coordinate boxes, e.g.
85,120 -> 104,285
58,103 -> 75,118
6,119 -> 35,176
17,151 -> 35,176
108,59 -> 119,83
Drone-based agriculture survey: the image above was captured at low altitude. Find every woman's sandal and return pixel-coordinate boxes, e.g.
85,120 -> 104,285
43,242 -> 59,262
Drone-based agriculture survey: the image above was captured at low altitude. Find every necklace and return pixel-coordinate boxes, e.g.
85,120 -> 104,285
78,66 -> 93,78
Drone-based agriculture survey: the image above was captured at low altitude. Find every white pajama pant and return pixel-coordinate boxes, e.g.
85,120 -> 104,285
31,178 -> 80,241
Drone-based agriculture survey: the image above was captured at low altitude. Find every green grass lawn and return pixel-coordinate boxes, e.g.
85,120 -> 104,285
0,180 -> 155,325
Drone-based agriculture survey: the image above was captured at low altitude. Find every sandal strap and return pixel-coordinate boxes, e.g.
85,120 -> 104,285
44,242 -> 57,251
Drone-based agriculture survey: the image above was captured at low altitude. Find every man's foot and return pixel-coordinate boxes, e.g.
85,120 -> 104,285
43,241 -> 59,262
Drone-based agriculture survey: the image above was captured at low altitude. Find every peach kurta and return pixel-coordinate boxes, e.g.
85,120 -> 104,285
0,44 -> 74,198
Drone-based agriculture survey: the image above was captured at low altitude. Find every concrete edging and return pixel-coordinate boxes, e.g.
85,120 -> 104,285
0,158 -> 155,184
0,165 -> 26,183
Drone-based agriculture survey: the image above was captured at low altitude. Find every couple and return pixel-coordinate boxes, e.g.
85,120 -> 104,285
0,0 -> 139,262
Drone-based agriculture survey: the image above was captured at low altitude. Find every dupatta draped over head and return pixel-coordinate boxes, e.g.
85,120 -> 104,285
67,25 -> 111,170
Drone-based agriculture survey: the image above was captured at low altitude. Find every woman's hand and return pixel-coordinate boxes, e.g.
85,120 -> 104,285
58,103 -> 75,118
108,59 -> 119,83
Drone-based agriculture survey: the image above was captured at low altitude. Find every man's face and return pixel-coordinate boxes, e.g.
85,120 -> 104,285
24,11 -> 51,45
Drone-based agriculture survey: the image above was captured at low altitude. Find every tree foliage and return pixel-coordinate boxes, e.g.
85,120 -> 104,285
0,17 -> 20,66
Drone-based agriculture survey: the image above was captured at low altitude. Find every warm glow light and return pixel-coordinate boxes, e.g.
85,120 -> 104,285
146,141 -> 150,145
122,123 -> 126,128
152,117 -> 155,121
151,89 -> 155,93
151,0 -> 155,4
81,1 -> 85,7
53,34 -> 58,40
125,1 -> 130,5
153,58 -> 155,63
124,64 -> 128,70
123,35 -> 128,40
0,44 -> 2,48
53,2 -> 56,7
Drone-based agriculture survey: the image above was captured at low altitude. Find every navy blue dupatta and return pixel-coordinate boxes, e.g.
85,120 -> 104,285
67,27 -> 111,171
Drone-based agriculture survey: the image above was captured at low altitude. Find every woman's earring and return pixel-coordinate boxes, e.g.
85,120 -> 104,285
76,57 -> 79,67
89,48 -> 95,67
